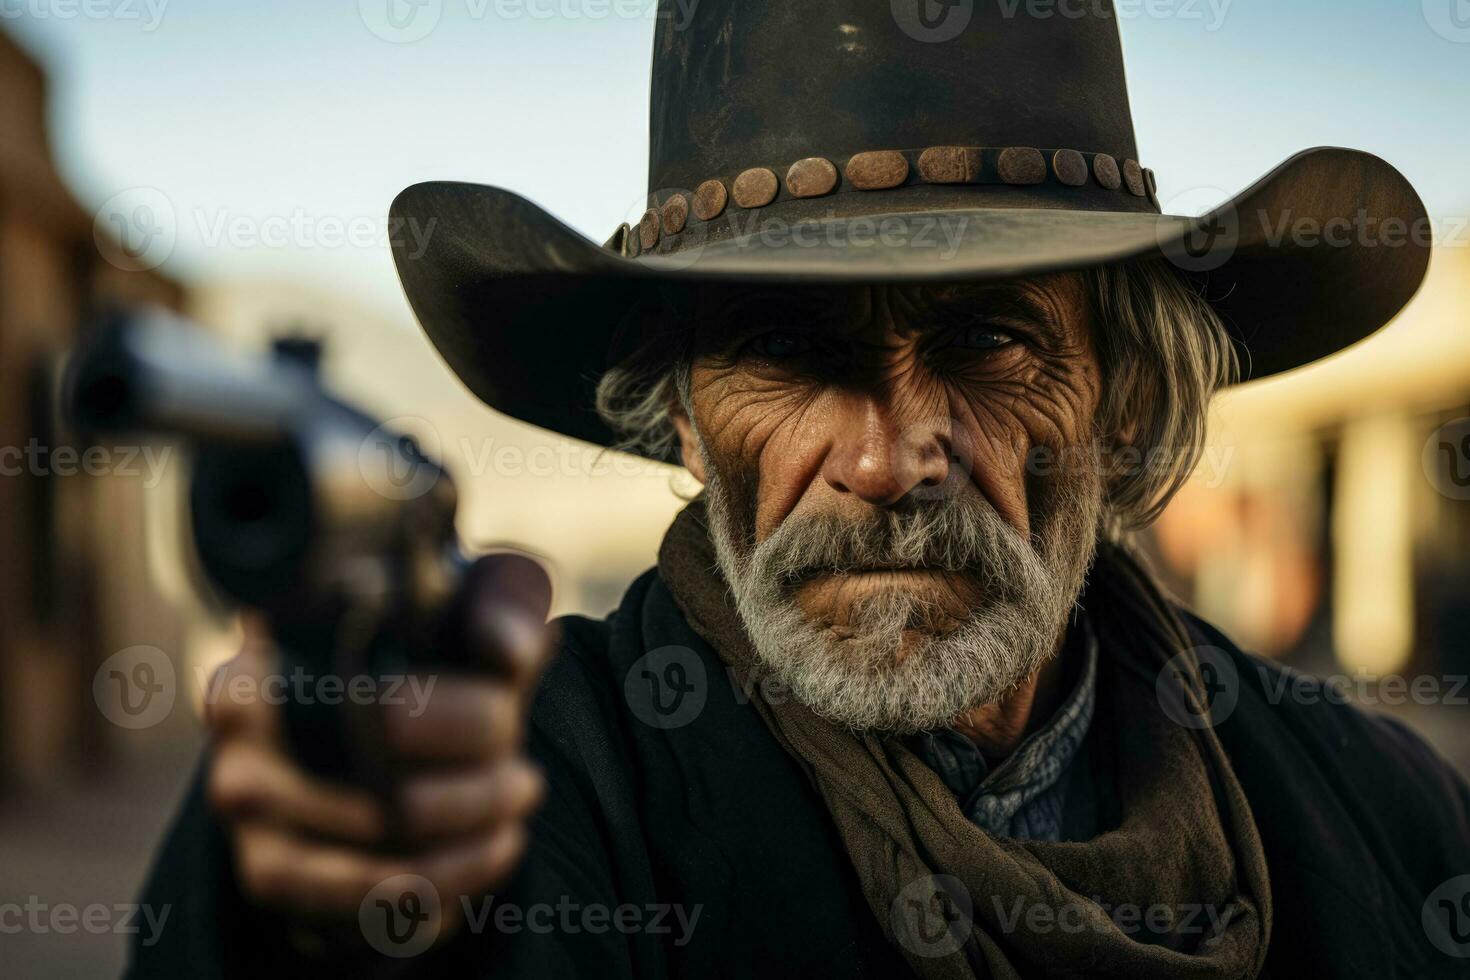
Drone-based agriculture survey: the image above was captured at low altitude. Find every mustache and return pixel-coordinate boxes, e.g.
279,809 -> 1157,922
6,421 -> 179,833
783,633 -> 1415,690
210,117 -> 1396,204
748,494 -> 1037,587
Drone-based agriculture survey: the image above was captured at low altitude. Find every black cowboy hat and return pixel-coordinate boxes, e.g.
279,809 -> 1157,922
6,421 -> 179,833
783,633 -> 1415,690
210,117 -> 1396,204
390,0 -> 1430,454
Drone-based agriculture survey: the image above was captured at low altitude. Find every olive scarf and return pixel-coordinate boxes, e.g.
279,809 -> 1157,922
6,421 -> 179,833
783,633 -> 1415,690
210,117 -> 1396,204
657,499 -> 1271,980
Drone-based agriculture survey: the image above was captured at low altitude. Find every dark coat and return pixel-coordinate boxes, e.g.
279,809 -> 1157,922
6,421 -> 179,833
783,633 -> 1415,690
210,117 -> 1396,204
130,569 -> 1470,978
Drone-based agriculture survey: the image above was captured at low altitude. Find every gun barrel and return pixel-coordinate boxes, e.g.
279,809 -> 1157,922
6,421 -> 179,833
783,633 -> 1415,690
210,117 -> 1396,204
68,309 -> 314,445
65,307 -> 462,627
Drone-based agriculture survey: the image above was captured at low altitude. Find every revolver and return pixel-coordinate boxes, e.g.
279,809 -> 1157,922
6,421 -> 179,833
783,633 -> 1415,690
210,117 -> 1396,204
64,309 -> 545,818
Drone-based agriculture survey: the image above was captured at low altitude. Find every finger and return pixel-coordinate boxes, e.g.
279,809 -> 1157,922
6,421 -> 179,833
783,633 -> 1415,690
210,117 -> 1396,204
399,760 -> 545,840
463,552 -> 555,682
210,740 -> 385,844
423,823 -> 529,913
234,822 -> 527,923
469,552 -> 553,624
385,679 -> 522,763
472,604 -> 559,694
235,823 -> 401,918
203,644 -> 280,740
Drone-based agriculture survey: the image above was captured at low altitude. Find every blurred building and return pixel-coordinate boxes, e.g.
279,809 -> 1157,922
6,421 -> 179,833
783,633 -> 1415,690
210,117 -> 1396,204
1144,245 -> 1470,771
0,29 -> 188,789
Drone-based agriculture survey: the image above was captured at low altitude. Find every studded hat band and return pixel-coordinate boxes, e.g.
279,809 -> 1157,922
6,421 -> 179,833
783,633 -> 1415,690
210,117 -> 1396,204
622,145 -> 1158,256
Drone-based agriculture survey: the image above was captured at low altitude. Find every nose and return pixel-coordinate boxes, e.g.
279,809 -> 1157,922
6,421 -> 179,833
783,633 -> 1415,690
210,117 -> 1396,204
819,394 -> 952,506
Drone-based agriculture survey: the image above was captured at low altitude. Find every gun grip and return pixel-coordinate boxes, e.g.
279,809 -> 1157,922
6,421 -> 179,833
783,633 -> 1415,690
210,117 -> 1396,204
275,619 -> 359,780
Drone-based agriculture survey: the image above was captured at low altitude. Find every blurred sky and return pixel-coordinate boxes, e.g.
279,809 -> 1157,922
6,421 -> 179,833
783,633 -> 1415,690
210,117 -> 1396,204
7,0 -> 1470,314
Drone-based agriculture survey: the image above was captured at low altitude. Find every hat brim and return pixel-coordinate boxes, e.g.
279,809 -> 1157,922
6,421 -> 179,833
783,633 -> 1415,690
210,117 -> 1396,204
391,146 -> 1429,453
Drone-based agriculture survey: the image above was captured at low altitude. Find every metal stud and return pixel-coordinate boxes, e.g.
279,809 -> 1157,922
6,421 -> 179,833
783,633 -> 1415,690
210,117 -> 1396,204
1052,149 -> 1088,187
732,167 -> 779,209
661,194 -> 689,235
1093,154 -> 1122,191
785,157 -> 838,199
693,179 -> 728,221
1143,168 -> 1158,205
997,147 -> 1046,185
845,150 -> 909,190
917,146 -> 976,184
1123,159 -> 1146,197
638,208 -> 661,250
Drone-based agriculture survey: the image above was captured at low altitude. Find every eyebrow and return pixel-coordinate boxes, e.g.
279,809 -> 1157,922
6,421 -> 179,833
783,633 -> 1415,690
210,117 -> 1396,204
906,283 -> 1071,348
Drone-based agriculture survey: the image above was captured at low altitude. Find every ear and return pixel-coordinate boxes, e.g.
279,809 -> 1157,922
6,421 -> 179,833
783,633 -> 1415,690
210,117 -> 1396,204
669,400 -> 707,485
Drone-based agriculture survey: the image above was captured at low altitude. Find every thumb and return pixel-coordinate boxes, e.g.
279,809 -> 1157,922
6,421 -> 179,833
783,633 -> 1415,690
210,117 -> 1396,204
460,551 -> 555,682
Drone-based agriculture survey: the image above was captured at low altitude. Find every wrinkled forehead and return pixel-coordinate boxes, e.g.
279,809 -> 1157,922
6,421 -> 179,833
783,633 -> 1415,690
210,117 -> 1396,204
669,273 -> 1090,350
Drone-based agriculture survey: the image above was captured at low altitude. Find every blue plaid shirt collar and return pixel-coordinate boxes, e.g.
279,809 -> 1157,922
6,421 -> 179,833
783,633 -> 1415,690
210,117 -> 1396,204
911,614 -> 1098,842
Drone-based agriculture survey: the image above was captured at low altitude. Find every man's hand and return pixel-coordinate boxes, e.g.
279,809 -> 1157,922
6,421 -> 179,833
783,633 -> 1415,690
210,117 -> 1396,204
204,553 -> 555,944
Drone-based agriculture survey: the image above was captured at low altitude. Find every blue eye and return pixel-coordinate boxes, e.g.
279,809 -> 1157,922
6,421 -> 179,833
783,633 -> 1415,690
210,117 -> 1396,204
953,326 -> 1014,351
746,330 -> 811,358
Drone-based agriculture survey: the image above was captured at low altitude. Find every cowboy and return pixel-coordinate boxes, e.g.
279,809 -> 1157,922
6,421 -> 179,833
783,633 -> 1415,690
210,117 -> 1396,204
132,2 -> 1470,977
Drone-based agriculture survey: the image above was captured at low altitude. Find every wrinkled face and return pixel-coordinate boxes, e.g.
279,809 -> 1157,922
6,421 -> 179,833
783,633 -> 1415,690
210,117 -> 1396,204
675,273 -> 1109,732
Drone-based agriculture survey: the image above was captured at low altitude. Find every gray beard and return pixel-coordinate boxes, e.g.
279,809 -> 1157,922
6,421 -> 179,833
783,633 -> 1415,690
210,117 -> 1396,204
699,442 -> 1103,734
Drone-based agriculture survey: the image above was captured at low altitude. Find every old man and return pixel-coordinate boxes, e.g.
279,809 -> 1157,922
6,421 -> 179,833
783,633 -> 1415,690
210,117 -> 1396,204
132,2 -> 1469,978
